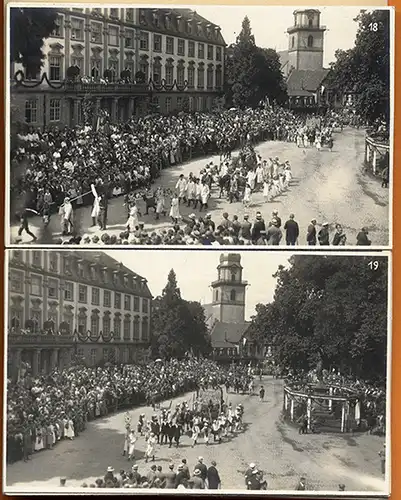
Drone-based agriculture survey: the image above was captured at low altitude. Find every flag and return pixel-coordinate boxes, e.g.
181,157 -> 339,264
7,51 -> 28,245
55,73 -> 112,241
243,337 -> 247,346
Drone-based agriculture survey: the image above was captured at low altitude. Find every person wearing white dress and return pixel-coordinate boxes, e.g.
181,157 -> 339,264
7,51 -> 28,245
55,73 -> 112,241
126,204 -> 140,232
34,428 -> 44,452
60,197 -> 73,236
66,419 -> 75,440
91,183 -> 100,226
169,194 -> 180,223
243,183 -> 252,208
199,182 -> 210,212
155,188 -> 166,220
127,430 -> 137,461
145,433 -> 157,463
123,429 -> 130,457
263,180 -> 270,203
186,178 -> 196,207
247,170 -> 256,191
194,180 -> 202,210
191,424 -> 200,447
175,175 -> 187,204
315,134 -> 322,151
256,165 -> 264,191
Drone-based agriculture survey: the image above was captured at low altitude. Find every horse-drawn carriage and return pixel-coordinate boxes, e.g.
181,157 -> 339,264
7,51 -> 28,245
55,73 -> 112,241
193,386 -> 224,420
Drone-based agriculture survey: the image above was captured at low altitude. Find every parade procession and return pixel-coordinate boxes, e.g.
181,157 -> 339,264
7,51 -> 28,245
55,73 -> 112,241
5,3 -> 392,498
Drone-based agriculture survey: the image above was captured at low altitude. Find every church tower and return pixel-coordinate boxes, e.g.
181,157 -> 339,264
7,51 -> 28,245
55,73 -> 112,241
287,9 -> 326,72
211,253 -> 247,324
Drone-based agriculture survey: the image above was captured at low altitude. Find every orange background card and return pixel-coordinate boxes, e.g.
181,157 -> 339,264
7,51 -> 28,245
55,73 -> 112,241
0,0 -> 398,498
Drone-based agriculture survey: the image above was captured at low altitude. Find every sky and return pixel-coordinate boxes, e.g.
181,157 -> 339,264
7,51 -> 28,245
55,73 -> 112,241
193,6 -> 366,66
105,250 -> 292,320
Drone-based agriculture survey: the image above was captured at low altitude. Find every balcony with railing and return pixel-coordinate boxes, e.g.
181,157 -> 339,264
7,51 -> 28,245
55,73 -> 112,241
8,331 -> 74,346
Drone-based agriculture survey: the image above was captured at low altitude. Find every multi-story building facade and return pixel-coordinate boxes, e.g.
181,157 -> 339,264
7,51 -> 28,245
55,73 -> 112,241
7,250 -> 153,378
11,7 -> 226,129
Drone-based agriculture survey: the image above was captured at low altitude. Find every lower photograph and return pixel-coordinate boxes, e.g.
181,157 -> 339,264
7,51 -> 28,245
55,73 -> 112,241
4,249 -> 391,495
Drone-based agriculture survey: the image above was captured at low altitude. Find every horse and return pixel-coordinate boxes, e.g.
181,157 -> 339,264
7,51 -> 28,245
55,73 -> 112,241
218,174 -> 231,198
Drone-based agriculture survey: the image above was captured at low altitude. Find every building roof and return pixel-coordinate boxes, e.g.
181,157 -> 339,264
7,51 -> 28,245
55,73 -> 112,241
138,8 -> 226,46
286,69 -> 329,96
210,321 -> 250,348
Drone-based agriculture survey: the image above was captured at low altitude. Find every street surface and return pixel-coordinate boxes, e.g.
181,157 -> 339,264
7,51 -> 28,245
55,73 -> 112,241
6,377 -> 385,492
10,128 -> 390,246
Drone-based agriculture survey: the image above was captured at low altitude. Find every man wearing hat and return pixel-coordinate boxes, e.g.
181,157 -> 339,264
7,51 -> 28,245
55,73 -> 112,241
245,462 -> 256,485
181,458 -> 190,480
307,219 -> 317,245
147,464 -> 157,487
104,466 -> 115,483
194,456 -> 208,481
131,464 -> 142,485
251,212 -> 266,244
164,464 -> 176,489
247,469 -> 263,490
284,214 -> 299,245
318,222 -> 330,246
295,476 -> 306,490
266,219 -> 282,246
356,227 -> 371,246
207,460 -> 221,490
189,469 -> 205,489
175,464 -> 189,488
271,209 -> 281,228
239,214 -> 252,244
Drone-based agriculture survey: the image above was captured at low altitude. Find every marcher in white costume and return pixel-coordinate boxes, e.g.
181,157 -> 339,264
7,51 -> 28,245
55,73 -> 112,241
126,204 -> 140,232
128,430 -> 137,461
169,194 -> 181,222
91,184 -> 100,226
145,433 -> 157,462
60,198 -> 73,235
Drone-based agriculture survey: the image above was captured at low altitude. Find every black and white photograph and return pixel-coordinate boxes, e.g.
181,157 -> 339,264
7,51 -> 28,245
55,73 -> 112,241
6,5 -> 394,248
4,250 -> 391,494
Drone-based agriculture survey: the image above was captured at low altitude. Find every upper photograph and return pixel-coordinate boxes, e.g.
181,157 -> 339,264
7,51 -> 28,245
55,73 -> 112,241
6,5 -> 394,248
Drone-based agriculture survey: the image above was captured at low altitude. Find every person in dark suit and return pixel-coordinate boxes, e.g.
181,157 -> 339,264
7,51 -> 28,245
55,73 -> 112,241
164,464 -> 177,489
175,464 -> 189,488
356,227 -> 371,246
251,213 -> 266,244
295,476 -> 306,490
307,219 -> 317,245
207,460 -> 221,489
284,214 -> 299,245
194,457 -> 208,481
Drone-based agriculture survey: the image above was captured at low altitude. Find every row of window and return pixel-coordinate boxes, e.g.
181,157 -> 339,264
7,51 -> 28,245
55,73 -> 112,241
25,98 -> 61,124
55,9 -> 220,40
53,16 -> 222,60
76,346 -> 148,366
11,251 -> 146,291
10,271 -> 149,313
45,54 -> 222,85
10,309 -> 149,340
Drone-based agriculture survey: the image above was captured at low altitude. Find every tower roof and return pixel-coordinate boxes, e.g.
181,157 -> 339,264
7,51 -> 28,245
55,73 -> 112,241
219,253 -> 241,264
293,8 -> 321,14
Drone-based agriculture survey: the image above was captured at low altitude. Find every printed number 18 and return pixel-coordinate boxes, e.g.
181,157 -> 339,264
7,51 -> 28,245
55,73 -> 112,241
368,261 -> 379,270
369,22 -> 379,31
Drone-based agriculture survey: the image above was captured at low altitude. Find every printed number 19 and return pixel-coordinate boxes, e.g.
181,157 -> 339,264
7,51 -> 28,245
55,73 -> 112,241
369,22 -> 379,31
368,261 -> 379,270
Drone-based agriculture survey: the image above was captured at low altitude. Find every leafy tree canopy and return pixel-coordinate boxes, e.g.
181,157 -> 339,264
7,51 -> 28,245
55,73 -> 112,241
248,255 -> 388,384
328,9 -> 390,123
10,8 -> 58,78
151,270 -> 211,360
224,16 -> 287,109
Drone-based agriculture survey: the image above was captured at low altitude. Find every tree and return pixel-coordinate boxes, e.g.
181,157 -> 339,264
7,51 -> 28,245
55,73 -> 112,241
328,9 -> 390,123
10,8 -> 58,78
151,270 -> 211,359
248,256 -> 388,383
224,16 -> 287,109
